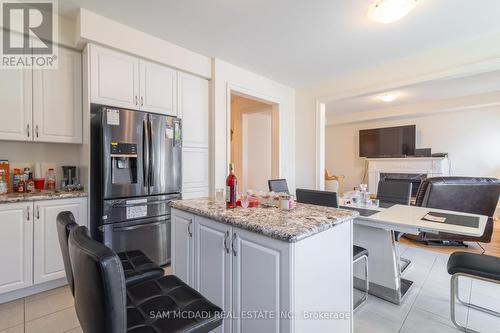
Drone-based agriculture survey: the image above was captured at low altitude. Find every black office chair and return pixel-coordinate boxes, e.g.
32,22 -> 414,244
448,252 -> 500,332
268,179 -> 289,193
296,188 -> 369,309
68,225 -> 223,333
295,188 -> 339,207
377,179 -> 412,205
57,212 -> 164,294
376,180 -> 413,273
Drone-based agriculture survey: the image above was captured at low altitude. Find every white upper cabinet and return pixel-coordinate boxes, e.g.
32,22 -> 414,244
33,47 -> 83,143
90,44 -> 140,109
0,202 -> 33,294
0,70 -> 32,141
178,72 -> 209,148
33,198 -> 87,284
139,60 -> 177,116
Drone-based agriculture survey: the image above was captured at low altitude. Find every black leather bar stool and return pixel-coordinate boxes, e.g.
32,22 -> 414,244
69,225 -> 223,333
448,252 -> 500,332
296,188 -> 370,309
57,212 -> 164,293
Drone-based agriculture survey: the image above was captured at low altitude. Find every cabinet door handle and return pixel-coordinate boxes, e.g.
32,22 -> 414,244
135,95 -> 138,106
35,125 -> 39,138
140,96 -> 144,107
224,231 -> 230,254
26,124 -> 30,137
26,206 -> 30,221
231,232 -> 237,256
36,206 -> 40,219
187,221 -> 193,237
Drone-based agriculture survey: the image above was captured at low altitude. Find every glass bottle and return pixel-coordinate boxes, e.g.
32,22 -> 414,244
226,163 -> 238,209
47,168 -> 56,190
0,170 -> 7,194
27,172 -> 35,193
12,168 -> 21,192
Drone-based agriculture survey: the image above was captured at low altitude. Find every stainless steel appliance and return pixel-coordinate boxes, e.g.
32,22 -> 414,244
90,104 -> 182,265
62,166 -> 77,186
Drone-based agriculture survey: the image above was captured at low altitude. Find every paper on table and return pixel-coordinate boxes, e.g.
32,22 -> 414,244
422,213 -> 447,223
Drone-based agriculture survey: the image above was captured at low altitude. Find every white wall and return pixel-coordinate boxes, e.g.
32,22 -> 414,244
325,106 -> 500,192
242,109 -> 273,192
212,59 -> 295,195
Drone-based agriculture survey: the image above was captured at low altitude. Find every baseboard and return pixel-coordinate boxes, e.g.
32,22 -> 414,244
0,278 -> 67,304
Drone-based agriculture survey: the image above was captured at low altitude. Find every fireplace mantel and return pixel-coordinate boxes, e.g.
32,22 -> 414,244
366,157 -> 450,194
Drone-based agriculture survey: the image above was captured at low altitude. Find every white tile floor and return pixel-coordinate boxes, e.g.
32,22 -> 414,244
355,244 -> 500,333
1,251 -> 499,333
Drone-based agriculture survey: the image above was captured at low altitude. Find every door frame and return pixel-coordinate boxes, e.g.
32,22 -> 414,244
226,83 -> 280,186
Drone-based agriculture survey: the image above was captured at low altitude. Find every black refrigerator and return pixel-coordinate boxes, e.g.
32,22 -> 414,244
90,104 -> 182,265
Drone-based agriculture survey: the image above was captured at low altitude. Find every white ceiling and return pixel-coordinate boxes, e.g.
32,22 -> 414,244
325,69 -> 500,116
58,0 -> 500,87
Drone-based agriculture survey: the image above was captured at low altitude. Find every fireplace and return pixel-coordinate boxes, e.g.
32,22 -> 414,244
366,157 -> 450,194
379,173 -> 426,197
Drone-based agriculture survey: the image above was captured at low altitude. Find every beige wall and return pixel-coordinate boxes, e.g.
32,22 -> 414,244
325,106 -> 500,192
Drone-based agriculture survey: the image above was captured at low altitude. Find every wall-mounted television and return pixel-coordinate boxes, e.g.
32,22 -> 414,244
359,125 -> 416,157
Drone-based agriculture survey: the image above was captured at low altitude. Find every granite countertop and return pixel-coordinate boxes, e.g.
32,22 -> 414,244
0,190 -> 88,203
171,199 -> 359,242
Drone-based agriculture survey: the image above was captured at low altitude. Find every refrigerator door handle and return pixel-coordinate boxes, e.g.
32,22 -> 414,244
113,221 -> 165,232
148,116 -> 155,189
143,119 -> 150,190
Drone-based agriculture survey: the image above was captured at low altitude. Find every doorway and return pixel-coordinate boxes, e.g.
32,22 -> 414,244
230,93 -> 279,193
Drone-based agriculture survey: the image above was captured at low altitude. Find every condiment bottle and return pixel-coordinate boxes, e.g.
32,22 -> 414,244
47,168 -> 56,190
17,177 -> 25,193
0,170 -> 7,194
27,172 -> 35,193
12,168 -> 21,192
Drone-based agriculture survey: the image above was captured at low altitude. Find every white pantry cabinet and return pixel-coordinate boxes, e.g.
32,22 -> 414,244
90,44 -> 178,116
0,47 -> 83,143
0,203 -> 33,294
33,198 -> 87,284
33,47 -> 83,143
178,72 -> 210,198
0,197 -> 87,296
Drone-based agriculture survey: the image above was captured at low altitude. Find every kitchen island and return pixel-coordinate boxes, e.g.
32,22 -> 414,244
171,199 -> 359,333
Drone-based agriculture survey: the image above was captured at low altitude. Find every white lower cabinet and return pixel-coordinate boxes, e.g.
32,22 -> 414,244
0,203 -> 33,294
171,209 -> 195,285
0,197 -> 87,295
34,198 -> 87,284
194,216 -> 232,333
172,209 -> 292,333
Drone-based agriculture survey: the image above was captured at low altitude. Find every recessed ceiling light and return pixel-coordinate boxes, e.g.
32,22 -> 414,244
368,0 -> 419,24
378,92 -> 400,102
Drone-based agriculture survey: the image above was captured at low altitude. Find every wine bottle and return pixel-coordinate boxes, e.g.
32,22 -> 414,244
226,163 -> 237,209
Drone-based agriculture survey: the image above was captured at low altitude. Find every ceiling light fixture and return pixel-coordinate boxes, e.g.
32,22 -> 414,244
368,0 -> 419,24
378,92 -> 400,102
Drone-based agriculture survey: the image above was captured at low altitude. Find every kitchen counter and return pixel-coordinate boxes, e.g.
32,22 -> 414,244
0,190 -> 88,204
170,198 -> 358,242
